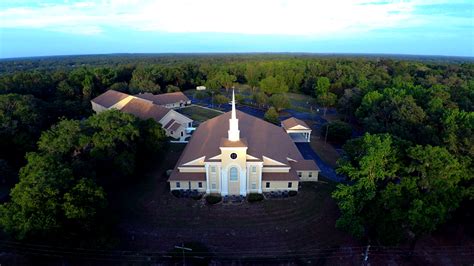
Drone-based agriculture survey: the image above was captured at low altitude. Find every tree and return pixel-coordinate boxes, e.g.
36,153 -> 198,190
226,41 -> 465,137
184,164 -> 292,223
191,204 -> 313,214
356,88 -> 427,143
315,76 -> 330,96
259,75 -> 289,95
321,121 -> 352,143
316,92 -> 337,116
264,107 -> 279,124
129,67 -> 161,94
245,64 -> 262,91
0,110 -> 167,240
314,77 -> 336,116
0,94 -> 44,167
252,91 -> 268,108
213,94 -> 229,108
214,72 -> 236,93
333,133 -> 399,238
109,82 -> 129,93
269,94 -> 291,111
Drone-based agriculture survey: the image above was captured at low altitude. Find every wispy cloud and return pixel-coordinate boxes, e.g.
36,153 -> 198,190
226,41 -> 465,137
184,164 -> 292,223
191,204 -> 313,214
1,0 -> 470,36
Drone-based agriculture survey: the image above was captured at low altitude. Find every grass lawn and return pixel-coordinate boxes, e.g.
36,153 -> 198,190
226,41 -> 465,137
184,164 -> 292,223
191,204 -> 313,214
286,92 -> 316,113
176,105 -> 223,125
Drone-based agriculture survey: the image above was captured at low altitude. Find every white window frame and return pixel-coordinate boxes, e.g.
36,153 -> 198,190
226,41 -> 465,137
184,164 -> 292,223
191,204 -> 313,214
229,167 -> 238,182
176,182 -> 180,188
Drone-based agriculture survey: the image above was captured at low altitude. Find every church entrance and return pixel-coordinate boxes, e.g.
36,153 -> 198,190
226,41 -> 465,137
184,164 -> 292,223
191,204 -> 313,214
228,167 -> 240,195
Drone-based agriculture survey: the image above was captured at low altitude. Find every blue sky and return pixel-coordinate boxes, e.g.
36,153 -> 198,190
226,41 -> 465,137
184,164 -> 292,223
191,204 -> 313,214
0,0 -> 473,58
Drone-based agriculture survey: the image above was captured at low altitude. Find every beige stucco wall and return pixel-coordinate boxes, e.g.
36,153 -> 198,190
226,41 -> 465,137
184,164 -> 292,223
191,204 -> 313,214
91,102 -> 107,113
262,181 -> 298,192
207,164 -> 221,193
298,171 -> 319,182
247,165 -> 261,192
170,180 -> 206,192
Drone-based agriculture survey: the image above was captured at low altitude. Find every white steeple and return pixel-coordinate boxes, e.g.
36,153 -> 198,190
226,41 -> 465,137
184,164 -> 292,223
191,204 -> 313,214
228,89 -> 240,141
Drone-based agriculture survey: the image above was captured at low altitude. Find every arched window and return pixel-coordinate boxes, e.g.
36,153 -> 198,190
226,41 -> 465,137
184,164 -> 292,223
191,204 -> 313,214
229,167 -> 238,181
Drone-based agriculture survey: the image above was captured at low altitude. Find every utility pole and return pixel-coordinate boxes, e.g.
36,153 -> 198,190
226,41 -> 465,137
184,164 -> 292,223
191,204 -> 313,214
363,244 -> 370,266
175,244 -> 192,266
324,123 -> 329,144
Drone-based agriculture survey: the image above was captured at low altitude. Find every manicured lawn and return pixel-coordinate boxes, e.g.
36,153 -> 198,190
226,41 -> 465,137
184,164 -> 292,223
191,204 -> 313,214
286,92 -> 317,113
176,105 -> 223,125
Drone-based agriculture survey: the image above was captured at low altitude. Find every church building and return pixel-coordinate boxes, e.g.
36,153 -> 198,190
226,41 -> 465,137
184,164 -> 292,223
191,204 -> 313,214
169,90 -> 319,196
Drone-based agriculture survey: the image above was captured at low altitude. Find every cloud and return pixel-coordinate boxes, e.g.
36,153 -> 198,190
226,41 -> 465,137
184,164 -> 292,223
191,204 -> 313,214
0,0 -> 470,36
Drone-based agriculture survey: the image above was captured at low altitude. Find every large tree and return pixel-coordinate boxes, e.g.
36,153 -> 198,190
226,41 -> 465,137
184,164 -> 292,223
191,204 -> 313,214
259,75 -> 289,95
0,110 -> 167,240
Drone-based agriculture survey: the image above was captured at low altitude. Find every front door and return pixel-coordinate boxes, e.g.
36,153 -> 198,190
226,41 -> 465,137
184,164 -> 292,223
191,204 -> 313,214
228,167 -> 240,195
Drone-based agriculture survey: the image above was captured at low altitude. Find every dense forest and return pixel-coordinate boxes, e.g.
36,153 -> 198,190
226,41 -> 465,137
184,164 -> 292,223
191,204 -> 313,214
0,54 -> 472,247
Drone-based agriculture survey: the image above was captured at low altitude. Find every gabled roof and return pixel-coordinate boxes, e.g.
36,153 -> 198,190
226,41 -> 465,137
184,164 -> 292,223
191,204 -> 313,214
120,98 -> 170,122
281,117 -> 310,130
176,110 -> 306,167
91,90 -> 129,108
136,91 -> 190,106
290,160 -> 320,171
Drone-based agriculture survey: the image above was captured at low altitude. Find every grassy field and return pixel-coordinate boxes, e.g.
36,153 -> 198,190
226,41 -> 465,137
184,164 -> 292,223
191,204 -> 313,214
177,105 -> 223,125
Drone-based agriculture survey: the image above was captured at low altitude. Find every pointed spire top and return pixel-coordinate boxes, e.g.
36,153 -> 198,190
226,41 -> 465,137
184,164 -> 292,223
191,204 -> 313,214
231,89 -> 236,120
228,89 -> 240,141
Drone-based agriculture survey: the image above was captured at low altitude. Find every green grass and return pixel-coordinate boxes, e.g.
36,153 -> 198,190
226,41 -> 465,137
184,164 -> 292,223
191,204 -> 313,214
177,105 -> 222,125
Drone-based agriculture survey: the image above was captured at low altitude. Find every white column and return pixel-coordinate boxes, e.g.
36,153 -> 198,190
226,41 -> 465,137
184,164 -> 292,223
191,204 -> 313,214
221,166 -> 228,196
205,164 -> 210,194
258,164 -> 263,193
240,167 -> 247,196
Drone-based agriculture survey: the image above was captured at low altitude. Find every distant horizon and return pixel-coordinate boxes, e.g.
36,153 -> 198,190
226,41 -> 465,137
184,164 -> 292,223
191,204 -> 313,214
1,52 -> 473,62
1,0 -> 473,58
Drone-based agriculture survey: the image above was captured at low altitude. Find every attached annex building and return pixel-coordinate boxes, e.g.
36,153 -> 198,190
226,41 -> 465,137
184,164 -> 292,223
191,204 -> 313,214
169,91 -> 320,196
91,90 -> 193,140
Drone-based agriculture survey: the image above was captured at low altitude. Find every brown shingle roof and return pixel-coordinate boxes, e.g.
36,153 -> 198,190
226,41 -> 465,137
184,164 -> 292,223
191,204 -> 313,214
262,169 -> 299,181
281,117 -> 310,130
176,110 -> 306,167
136,91 -> 190,106
290,160 -> 320,171
169,171 -> 205,181
120,98 -> 170,122
91,90 -> 129,108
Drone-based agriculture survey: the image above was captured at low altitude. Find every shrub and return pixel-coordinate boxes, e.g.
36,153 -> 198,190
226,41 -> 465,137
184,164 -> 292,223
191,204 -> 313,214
171,190 -> 181,198
264,107 -> 279,124
321,121 -> 352,143
166,85 -> 181,93
289,191 -> 298,197
194,91 -> 209,100
247,193 -> 264,202
205,194 -> 222,204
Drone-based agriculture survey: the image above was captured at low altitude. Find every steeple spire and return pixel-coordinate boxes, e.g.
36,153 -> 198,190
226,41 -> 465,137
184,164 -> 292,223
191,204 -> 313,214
228,89 -> 240,141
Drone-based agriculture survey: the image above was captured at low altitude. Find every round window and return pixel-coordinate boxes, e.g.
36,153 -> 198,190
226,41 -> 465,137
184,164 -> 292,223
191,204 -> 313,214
230,153 -> 237,159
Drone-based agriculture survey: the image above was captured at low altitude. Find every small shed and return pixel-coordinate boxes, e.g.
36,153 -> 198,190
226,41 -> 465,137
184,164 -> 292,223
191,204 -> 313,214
281,117 -> 312,142
196,85 -> 206,91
